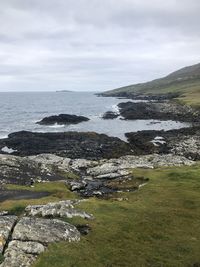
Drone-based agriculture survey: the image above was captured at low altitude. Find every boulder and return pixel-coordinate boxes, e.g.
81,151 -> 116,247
12,217 -> 81,243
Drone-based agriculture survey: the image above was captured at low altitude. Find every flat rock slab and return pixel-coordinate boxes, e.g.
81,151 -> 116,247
12,217 -> 81,243
25,200 -> 94,220
0,216 -> 17,253
1,241 -> 45,267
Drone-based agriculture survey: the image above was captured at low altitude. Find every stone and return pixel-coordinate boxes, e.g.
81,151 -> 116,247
1,240 -> 45,267
0,216 -> 17,253
25,200 -> 94,220
12,217 -> 81,243
36,114 -> 90,125
102,111 -> 119,119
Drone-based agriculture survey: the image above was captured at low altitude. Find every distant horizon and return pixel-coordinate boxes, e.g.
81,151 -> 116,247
0,0 -> 200,92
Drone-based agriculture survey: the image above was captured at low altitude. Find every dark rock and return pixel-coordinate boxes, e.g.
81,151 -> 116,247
37,114 -> 89,125
97,92 -> 180,101
0,131 -> 132,160
76,224 -> 91,235
102,111 -> 119,119
126,126 -> 200,160
118,101 -> 200,122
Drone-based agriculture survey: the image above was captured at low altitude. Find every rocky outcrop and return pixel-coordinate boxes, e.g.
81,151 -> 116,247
65,154 -> 194,197
102,111 -> 119,119
0,131 -> 132,159
1,240 -> 44,267
0,216 -> 17,253
0,200 -> 92,267
126,126 -> 200,160
37,114 -> 89,125
25,200 -> 94,219
0,154 -> 71,186
12,217 -> 80,243
118,101 -> 200,122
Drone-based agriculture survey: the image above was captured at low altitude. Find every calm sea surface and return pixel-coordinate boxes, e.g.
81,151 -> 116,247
0,91 -> 189,140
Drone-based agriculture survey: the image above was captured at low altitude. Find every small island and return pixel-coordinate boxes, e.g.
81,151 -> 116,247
36,114 -> 90,125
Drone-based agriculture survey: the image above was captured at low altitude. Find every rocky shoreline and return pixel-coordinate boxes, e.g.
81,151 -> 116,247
0,96 -> 200,267
118,101 -> 200,122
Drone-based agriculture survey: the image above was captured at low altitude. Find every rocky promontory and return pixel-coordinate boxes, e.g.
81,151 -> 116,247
118,101 -> 200,122
37,114 -> 89,125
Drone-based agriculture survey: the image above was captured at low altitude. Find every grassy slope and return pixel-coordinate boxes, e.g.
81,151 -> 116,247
102,63 -> 200,107
2,164 -> 200,266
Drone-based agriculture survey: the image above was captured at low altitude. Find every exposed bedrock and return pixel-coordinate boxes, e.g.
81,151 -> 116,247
37,113 -> 89,125
118,101 -> 200,122
126,126 -> 200,160
0,131 -> 132,159
0,200 -> 92,267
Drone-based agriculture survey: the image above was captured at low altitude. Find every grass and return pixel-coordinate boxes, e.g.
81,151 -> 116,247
1,182 -> 78,212
103,73 -> 200,107
27,164 -> 200,267
1,165 -> 200,266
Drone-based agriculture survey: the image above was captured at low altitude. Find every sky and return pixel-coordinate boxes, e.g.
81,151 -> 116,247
0,0 -> 200,92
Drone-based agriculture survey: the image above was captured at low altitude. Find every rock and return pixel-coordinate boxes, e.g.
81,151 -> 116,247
25,200 -> 94,220
66,180 -> 87,191
126,126 -> 200,160
12,217 -> 81,243
0,212 -> 8,216
102,111 -> 119,119
7,240 -> 45,255
0,131 -> 132,159
118,101 -> 200,122
97,91 -> 180,101
1,250 -> 36,267
0,154 -> 71,186
0,216 -> 18,253
76,224 -> 92,235
70,159 -> 98,172
36,114 -> 89,125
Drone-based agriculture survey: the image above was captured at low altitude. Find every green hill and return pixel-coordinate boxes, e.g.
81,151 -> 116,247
101,63 -> 200,107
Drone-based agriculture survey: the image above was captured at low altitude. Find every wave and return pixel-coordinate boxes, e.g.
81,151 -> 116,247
111,104 -> 120,114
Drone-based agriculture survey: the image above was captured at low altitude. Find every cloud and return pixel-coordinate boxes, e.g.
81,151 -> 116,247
0,0 -> 199,91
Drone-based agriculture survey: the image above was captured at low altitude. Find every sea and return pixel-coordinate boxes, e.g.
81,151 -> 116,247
0,91 -> 190,141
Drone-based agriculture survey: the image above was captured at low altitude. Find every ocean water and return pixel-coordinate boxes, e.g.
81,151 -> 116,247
0,91 -> 190,140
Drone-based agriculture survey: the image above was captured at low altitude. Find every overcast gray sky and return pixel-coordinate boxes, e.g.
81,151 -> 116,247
0,0 -> 200,92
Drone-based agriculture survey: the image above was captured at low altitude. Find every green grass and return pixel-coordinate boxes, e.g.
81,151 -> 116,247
1,182 -> 78,212
102,68 -> 200,107
28,164 -> 200,267
1,165 -> 200,266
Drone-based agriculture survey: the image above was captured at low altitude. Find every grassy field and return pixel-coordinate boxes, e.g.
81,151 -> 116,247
3,164 -> 200,267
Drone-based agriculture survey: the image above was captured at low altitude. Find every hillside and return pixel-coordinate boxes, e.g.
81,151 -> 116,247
100,63 -> 200,107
